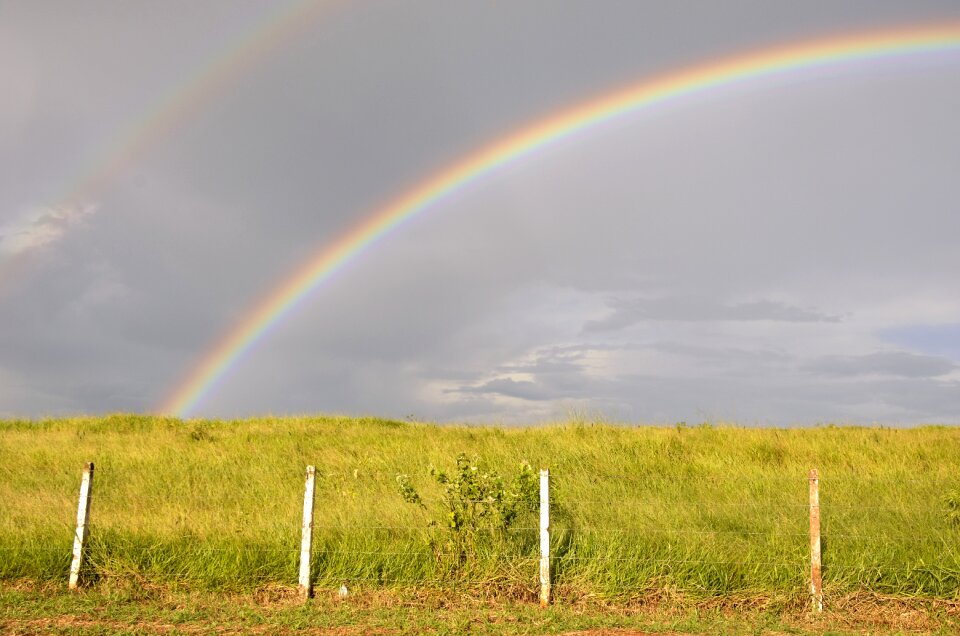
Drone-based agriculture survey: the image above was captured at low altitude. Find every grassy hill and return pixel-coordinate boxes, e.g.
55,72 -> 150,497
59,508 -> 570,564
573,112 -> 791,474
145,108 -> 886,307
2,416 -> 958,600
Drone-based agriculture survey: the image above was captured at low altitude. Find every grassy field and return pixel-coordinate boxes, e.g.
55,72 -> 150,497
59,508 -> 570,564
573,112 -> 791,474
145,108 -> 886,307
2,415 -> 960,607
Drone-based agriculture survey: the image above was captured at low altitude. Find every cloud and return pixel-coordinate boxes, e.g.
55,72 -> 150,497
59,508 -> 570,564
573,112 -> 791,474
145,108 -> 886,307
583,297 -> 840,333
459,377 -> 559,402
442,334 -> 960,424
453,339 -> 791,405
450,351 -> 960,424
500,343 -> 643,373
0,204 -> 97,257
650,341 -> 780,358
802,351 -> 956,378
451,343 -> 633,405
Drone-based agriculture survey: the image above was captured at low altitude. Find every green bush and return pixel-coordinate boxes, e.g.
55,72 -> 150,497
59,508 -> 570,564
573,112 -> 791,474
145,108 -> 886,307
396,453 -> 538,571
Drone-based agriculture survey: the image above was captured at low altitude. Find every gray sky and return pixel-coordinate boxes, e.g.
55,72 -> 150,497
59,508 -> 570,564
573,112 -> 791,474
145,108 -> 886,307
1,0 -> 959,425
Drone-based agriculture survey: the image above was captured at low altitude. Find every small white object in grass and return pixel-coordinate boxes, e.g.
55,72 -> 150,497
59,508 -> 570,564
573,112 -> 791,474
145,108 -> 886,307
339,583 -> 349,598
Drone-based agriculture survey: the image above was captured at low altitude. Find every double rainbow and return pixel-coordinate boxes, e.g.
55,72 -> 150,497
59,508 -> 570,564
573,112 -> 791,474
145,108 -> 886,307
161,23 -> 960,417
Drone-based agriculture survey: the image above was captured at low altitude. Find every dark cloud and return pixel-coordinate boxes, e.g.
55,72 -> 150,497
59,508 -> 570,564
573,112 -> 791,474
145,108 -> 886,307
459,378 -> 559,402
802,351 -> 956,378
449,356 -> 960,425
584,297 -> 840,332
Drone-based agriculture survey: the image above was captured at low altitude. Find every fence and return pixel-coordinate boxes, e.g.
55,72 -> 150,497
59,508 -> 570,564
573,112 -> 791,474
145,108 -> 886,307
46,460 -> 960,611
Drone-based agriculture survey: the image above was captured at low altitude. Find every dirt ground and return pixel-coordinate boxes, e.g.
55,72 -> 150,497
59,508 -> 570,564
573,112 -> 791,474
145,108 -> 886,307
3,581 -> 959,635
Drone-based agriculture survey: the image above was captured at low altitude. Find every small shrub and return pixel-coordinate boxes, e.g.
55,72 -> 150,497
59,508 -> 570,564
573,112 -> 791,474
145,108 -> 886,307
396,453 -> 539,571
395,473 -> 422,506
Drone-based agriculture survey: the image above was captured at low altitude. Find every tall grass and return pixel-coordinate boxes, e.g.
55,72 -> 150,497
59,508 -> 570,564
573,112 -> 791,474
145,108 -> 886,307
1,416 -> 958,597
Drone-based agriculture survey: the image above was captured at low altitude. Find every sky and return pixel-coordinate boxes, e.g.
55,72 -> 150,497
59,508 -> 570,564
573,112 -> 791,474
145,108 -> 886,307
1,0 -> 959,425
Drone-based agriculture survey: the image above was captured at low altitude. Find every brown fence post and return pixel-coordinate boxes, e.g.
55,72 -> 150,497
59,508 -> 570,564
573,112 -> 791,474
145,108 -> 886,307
809,468 -> 823,612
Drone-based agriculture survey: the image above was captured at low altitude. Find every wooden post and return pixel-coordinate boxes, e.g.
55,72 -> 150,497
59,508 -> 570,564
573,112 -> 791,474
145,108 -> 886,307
299,465 -> 316,601
69,462 -> 94,590
809,468 -> 823,613
539,468 -> 551,606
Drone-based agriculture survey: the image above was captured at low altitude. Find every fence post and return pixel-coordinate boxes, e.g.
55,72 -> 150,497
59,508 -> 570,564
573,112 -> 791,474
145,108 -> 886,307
69,462 -> 94,590
539,468 -> 551,606
809,468 -> 823,613
299,465 -> 316,601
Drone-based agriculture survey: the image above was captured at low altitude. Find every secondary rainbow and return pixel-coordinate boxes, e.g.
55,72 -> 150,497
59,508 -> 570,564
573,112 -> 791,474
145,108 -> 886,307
161,23 -> 960,417
0,0 -> 331,284
59,0 -> 332,206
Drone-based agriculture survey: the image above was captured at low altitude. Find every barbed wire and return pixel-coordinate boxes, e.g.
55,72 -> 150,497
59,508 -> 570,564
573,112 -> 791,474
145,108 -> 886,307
7,497 -> 950,519
309,524 -> 540,532
4,524 -> 958,554
555,556 -> 804,566
547,528 -> 807,537
823,563 -> 960,573
49,564 -> 960,587
417,499 -> 944,510
471,472 -> 960,485
9,535 -> 958,558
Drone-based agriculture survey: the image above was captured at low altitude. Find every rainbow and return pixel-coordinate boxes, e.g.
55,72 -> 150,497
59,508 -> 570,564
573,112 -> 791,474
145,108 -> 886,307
161,22 -> 960,417
58,0 -> 333,206
0,0 -> 331,277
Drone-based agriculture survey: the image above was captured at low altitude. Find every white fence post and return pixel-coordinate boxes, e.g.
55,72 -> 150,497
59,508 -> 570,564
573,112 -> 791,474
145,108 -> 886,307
69,462 -> 94,590
299,465 -> 316,601
809,468 -> 823,613
539,468 -> 551,606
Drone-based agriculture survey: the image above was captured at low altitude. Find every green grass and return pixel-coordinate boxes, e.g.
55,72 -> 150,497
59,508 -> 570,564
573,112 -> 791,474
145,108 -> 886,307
2,416 -> 959,602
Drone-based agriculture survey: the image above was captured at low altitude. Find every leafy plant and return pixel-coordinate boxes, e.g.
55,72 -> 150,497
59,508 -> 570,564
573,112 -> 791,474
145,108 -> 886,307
395,473 -> 422,506
396,453 -> 539,570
